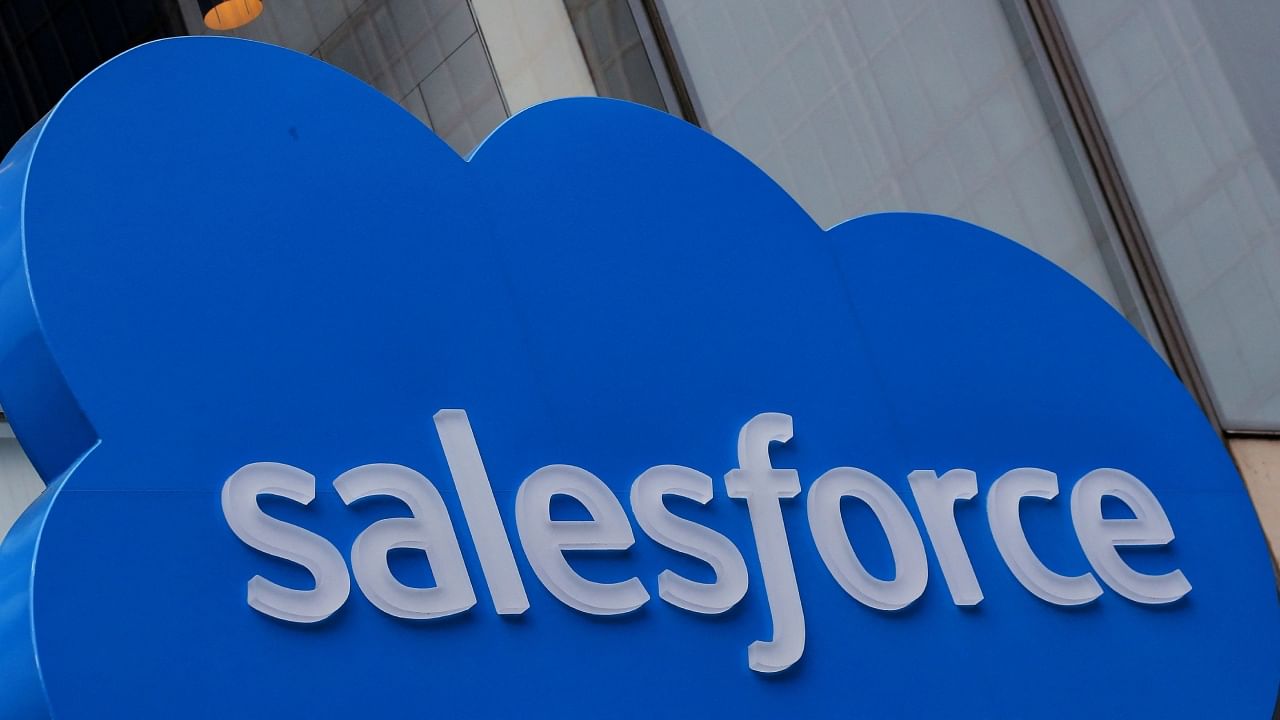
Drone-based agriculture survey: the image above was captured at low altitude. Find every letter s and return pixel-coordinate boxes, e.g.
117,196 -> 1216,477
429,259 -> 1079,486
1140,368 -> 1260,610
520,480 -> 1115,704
222,462 -> 351,623
631,464 -> 748,614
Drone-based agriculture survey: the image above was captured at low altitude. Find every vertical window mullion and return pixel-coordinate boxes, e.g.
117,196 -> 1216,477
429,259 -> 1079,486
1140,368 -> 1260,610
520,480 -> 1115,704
1021,0 -> 1224,434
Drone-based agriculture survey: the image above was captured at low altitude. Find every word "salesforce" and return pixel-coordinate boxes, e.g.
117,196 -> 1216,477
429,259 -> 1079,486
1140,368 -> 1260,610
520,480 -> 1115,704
221,410 -> 1190,673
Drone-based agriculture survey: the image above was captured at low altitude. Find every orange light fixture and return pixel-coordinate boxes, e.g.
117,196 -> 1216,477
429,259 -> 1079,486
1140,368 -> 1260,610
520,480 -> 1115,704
199,0 -> 263,31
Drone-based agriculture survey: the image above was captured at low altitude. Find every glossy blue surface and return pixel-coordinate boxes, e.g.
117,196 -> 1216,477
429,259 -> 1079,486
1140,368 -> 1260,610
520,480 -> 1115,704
0,36 -> 1276,718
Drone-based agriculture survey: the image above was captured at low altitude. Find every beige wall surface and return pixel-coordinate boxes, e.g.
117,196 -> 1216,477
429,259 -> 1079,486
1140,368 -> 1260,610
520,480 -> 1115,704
1229,437 -> 1280,568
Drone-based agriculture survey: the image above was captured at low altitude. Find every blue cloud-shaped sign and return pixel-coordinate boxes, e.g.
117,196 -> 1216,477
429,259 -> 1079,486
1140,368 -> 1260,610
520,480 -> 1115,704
0,37 -> 1276,718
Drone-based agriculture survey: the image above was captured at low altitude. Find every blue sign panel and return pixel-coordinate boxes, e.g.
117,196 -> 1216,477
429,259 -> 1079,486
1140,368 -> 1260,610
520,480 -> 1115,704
0,37 -> 1276,718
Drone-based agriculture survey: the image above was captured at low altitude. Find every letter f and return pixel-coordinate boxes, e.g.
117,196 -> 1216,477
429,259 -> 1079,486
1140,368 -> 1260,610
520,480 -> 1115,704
725,412 -> 805,673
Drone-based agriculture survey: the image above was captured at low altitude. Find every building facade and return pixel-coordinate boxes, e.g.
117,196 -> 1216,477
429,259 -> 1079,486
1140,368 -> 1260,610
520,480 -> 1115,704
0,0 -> 1278,571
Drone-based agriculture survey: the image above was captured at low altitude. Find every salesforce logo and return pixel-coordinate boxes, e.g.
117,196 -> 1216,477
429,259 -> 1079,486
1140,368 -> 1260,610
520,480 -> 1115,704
224,409 -> 1191,675
0,37 -> 1276,719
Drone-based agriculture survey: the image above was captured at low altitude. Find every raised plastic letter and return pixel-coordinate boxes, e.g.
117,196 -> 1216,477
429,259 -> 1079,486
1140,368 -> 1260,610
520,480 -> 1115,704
516,464 -> 650,615
809,467 -> 928,611
221,462 -> 351,623
987,467 -> 1102,606
907,469 -> 983,605
631,464 -> 749,614
334,464 -> 477,619
724,412 -> 805,673
1071,468 -> 1191,604
434,409 -> 530,614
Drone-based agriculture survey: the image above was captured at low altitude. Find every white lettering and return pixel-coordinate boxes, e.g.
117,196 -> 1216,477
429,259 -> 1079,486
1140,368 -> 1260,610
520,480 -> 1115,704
631,464 -> 748,614
219,412 -> 1193,674
334,464 -> 476,619
435,409 -> 530,614
907,469 -> 983,606
724,412 -> 805,674
221,462 -> 351,623
515,464 -> 650,615
808,467 -> 927,611
1071,468 -> 1191,604
987,467 -> 1102,606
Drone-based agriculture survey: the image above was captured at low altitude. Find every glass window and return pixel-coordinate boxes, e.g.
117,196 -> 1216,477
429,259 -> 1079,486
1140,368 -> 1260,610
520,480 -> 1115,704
471,0 -> 597,115
562,0 -> 670,112
180,0 -> 507,155
472,0 -> 683,115
1055,0 -> 1280,429
652,0 -> 1157,339
0,0 -> 186,152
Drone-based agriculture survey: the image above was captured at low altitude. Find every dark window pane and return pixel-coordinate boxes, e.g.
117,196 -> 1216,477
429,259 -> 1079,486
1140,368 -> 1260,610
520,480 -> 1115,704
83,2 -> 127,55
9,0 -> 49,30
0,1 -> 187,153
563,0 -> 670,112
28,25 -> 72,103
117,0 -> 159,38
53,5 -> 97,77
